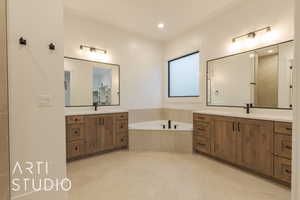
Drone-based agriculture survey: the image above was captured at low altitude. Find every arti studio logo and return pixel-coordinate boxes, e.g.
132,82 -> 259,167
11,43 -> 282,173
11,161 -> 72,193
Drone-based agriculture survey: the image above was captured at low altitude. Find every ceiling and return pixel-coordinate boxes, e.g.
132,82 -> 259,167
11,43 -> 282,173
64,0 -> 244,41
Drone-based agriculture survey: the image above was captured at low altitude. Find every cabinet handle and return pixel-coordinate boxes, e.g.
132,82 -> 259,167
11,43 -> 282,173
197,143 -> 206,146
285,169 -> 291,174
232,122 -> 235,132
286,127 -> 292,131
198,128 -> 205,131
285,145 -> 292,150
238,123 -> 240,132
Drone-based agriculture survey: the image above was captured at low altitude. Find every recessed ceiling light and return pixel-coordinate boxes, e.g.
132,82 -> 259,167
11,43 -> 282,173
157,23 -> 164,29
268,49 -> 274,54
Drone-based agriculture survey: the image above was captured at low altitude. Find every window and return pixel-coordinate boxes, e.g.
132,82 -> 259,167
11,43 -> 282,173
168,52 -> 200,97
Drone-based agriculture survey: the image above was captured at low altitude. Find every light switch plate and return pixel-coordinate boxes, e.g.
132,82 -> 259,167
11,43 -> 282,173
38,94 -> 53,107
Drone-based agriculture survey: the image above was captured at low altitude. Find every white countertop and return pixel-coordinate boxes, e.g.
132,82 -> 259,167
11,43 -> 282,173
193,110 -> 293,123
65,108 -> 128,116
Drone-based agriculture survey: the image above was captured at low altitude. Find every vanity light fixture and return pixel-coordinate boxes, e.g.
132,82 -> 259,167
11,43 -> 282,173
80,45 -> 107,54
232,26 -> 272,44
157,23 -> 165,29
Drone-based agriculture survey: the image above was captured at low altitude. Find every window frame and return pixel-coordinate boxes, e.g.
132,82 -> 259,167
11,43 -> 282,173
168,51 -> 200,98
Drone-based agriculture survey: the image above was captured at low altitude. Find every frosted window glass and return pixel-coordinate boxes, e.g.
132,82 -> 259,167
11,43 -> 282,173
169,53 -> 200,97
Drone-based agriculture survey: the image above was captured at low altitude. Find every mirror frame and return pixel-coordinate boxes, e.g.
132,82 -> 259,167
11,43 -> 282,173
206,40 -> 294,110
64,56 -> 121,107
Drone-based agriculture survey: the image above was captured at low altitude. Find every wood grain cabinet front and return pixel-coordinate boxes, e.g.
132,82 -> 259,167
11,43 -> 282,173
193,113 -> 291,186
67,124 -> 85,141
68,140 -> 85,159
236,119 -> 274,176
212,116 -> 237,163
66,112 -> 129,161
274,156 -> 292,184
274,134 -> 292,159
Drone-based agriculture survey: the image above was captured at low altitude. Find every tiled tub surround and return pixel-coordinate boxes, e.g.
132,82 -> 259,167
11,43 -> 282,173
129,120 -> 193,153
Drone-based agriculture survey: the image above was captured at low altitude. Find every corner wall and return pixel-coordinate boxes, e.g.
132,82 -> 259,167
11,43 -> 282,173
7,0 -> 67,199
0,0 -> 9,199
292,0 -> 300,199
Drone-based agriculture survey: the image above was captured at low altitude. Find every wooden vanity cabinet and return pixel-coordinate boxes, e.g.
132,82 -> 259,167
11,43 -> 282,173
193,113 -> 291,185
212,116 -> 237,163
236,119 -> 274,176
66,112 -> 129,160
273,122 -> 292,184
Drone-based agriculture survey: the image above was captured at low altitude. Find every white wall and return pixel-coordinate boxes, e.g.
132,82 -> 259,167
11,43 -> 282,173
292,0 -> 300,199
163,0 -> 294,111
64,10 -> 163,110
7,0 -> 67,200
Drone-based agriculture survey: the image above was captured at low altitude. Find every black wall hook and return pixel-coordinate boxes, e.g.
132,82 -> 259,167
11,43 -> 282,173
49,43 -> 56,50
19,37 -> 27,45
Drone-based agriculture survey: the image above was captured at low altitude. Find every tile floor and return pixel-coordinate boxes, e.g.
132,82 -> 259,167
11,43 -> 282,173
67,151 -> 290,200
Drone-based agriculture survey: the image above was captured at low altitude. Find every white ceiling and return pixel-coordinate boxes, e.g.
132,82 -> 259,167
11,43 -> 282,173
64,0 -> 244,41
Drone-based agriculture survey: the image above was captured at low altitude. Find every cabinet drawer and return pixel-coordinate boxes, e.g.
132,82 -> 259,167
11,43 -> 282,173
193,114 -> 211,123
68,140 -> 85,159
67,124 -> 85,141
116,120 -> 128,132
274,134 -> 292,159
116,113 -> 128,120
116,134 -> 128,148
275,122 -> 292,135
274,156 -> 291,184
194,122 -> 210,138
194,136 -> 210,154
67,116 -> 84,124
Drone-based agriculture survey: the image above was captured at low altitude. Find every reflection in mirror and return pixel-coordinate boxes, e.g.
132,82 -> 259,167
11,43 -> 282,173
207,41 -> 294,109
64,57 -> 120,107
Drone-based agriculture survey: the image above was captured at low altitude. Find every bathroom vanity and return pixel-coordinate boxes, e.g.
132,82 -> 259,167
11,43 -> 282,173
65,112 -> 128,161
193,111 -> 292,185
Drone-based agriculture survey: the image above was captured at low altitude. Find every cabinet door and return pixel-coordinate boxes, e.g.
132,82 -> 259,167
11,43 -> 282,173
100,115 -> 115,151
84,116 -> 99,154
212,117 -> 237,163
236,119 -> 273,176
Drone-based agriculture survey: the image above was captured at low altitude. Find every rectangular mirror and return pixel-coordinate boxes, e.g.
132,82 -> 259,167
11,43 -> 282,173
64,57 -> 120,107
207,40 -> 294,109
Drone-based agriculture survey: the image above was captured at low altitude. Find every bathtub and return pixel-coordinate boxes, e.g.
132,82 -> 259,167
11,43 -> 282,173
129,120 -> 193,153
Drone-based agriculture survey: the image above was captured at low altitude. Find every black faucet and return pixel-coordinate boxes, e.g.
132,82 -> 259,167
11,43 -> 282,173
93,102 -> 99,111
244,103 -> 252,114
168,120 -> 172,129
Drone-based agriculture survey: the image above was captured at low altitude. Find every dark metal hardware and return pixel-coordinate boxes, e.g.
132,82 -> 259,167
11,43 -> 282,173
244,103 -> 252,114
93,102 -> 98,111
168,120 -> 171,129
174,125 -> 177,129
250,82 -> 256,85
198,143 -> 206,146
232,122 -> 235,132
285,169 -> 291,174
286,127 -> 292,131
19,37 -> 27,45
238,123 -> 241,132
49,43 -> 56,50
285,145 -> 292,150
163,125 -> 166,129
